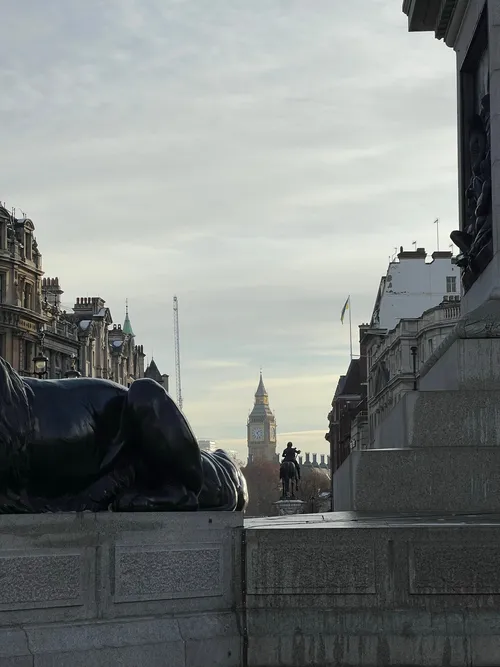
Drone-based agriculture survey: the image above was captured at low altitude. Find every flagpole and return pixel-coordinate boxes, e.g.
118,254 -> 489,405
348,295 -> 353,360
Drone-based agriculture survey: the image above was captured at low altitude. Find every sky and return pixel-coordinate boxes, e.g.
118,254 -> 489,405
0,0 -> 458,460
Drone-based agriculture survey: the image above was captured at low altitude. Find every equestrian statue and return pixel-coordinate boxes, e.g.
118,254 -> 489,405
0,357 -> 248,513
280,441 -> 300,499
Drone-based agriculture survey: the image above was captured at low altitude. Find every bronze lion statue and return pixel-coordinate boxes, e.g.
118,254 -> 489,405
0,357 -> 247,513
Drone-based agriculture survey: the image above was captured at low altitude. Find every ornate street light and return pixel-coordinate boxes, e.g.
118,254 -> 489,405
33,352 -> 49,379
64,354 -> 81,379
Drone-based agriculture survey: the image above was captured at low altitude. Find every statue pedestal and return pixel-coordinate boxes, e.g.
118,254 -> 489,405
274,499 -> 306,516
0,512 -> 242,666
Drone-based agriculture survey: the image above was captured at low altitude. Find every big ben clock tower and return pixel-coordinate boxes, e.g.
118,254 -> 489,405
247,372 -> 277,464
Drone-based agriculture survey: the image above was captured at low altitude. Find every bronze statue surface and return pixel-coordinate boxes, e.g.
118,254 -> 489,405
0,358 -> 247,513
451,94 -> 492,290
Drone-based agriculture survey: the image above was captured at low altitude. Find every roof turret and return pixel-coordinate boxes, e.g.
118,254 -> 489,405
123,299 -> 134,336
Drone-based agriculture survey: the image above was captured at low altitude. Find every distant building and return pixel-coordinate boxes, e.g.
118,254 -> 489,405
326,246 -> 460,494
41,277 -> 80,378
370,247 -> 459,331
367,298 -> 460,447
298,453 -> 330,469
69,297 -> 145,385
325,343 -> 368,475
198,439 -> 217,452
0,206 -> 80,375
0,202 -> 158,385
145,357 -> 169,392
247,372 -> 277,464
107,302 -> 145,386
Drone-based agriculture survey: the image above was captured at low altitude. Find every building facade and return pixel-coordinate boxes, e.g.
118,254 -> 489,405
367,298 -> 461,447
198,439 -> 217,452
0,206 -> 81,375
247,373 -> 277,464
0,204 -> 152,385
41,277 -> 80,378
326,246 -> 460,488
325,346 -> 368,476
371,247 -> 459,331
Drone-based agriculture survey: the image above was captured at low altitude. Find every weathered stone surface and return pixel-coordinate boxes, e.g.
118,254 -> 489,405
409,542 -> 500,594
0,513 -> 243,667
335,447 -> 500,513
114,545 -> 223,602
247,530 -> 376,595
0,552 -> 84,608
35,644 -> 185,667
245,513 -> 500,666
420,336 -> 500,391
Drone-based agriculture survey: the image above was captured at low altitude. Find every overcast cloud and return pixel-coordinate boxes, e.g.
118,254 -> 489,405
0,0 -> 458,459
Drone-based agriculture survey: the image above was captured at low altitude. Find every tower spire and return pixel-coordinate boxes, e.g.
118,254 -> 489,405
123,298 -> 135,336
255,371 -> 268,404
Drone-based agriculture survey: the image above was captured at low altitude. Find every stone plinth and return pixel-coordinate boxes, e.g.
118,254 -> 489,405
0,512 -> 242,667
373,386 -> 500,449
245,512 -> 500,666
334,447 -> 500,513
274,500 -> 306,516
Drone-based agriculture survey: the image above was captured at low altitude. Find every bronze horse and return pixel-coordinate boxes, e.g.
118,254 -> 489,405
280,460 -> 299,499
0,357 -> 247,513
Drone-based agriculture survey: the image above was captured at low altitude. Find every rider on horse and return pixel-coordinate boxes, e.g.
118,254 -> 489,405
281,442 -> 301,480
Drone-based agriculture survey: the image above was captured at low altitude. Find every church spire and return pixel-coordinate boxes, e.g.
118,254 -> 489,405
123,298 -> 135,336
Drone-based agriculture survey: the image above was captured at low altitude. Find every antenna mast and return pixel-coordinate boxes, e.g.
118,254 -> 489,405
434,218 -> 440,251
173,295 -> 183,410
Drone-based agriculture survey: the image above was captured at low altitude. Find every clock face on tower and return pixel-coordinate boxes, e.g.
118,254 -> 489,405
251,425 -> 264,441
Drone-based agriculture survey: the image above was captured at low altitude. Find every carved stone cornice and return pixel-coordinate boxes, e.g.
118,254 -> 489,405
403,0 -> 468,47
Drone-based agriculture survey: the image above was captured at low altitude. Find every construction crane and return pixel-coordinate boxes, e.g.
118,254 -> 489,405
173,295 -> 183,410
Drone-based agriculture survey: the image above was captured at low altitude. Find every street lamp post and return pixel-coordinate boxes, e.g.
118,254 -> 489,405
33,352 -> 49,379
33,326 -> 48,379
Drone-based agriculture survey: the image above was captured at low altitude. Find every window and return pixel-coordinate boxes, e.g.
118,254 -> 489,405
23,283 -> 33,310
446,276 -> 457,293
24,341 -> 32,371
0,273 -> 4,303
0,334 -> 4,358
428,338 -> 434,354
25,233 -> 32,260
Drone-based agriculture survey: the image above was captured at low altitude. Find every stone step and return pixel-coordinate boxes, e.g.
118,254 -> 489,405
334,446 -> 500,513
